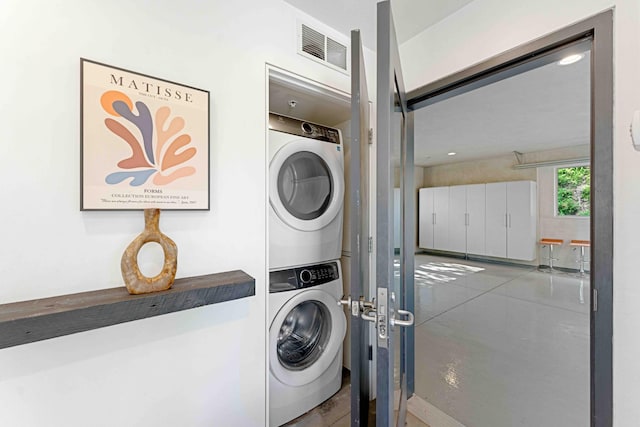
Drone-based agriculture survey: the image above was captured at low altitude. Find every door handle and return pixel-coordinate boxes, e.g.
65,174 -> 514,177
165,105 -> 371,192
343,290 -> 416,347
391,309 -> 415,327
339,295 -> 376,318
361,309 -> 377,323
356,307 -> 414,327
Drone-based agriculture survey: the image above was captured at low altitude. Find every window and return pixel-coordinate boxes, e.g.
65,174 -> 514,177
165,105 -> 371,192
556,166 -> 590,216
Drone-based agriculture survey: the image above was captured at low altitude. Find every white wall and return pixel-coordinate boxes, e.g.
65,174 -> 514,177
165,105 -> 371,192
0,1 -> 361,426
422,154 -> 536,187
401,0 -> 640,424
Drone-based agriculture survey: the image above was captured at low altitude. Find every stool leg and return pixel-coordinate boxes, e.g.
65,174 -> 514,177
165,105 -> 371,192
549,245 -> 555,271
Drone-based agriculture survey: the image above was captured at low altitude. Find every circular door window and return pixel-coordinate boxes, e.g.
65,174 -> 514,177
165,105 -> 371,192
277,152 -> 333,221
277,301 -> 331,371
269,289 -> 346,386
269,139 -> 344,232
277,300 -> 331,371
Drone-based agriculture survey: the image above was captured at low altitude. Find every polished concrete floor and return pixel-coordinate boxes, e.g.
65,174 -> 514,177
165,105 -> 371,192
285,254 -> 589,426
413,254 -> 590,427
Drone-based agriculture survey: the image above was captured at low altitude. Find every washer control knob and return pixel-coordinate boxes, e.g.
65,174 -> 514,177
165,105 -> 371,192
300,269 -> 312,283
301,122 -> 314,134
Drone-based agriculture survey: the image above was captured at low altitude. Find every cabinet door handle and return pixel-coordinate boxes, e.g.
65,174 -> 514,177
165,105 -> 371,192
505,213 -> 508,227
508,214 -> 512,228
432,212 -> 435,225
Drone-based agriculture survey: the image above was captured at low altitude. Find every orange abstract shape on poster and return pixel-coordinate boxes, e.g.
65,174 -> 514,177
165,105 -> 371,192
161,134 -> 197,171
155,106 -> 186,162
101,91 -> 133,116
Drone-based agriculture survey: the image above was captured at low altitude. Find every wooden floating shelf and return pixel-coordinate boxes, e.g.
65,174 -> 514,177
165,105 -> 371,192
0,270 -> 255,350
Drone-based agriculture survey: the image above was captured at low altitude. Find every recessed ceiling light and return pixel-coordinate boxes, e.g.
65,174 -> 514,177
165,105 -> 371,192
448,152 -> 456,156
558,53 -> 584,66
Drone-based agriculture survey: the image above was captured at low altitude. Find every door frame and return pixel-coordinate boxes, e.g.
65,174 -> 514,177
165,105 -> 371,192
406,10 -> 613,426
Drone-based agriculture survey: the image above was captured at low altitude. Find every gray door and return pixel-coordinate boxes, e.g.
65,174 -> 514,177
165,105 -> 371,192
349,28 -> 371,426
349,4 -> 415,425
375,1 -> 415,426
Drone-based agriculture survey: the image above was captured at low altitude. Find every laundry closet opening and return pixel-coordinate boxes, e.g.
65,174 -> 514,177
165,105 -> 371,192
266,67 -> 367,427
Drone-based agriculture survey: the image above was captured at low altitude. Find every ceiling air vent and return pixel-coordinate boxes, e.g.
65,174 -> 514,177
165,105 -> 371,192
299,23 -> 348,74
301,24 -> 325,60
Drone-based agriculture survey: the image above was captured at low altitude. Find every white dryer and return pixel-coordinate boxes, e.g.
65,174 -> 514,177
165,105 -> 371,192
269,113 -> 344,271
269,260 -> 346,426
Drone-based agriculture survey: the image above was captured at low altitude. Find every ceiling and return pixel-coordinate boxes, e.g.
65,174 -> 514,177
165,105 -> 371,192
273,1 -> 591,168
413,51 -> 590,166
283,0 -> 475,50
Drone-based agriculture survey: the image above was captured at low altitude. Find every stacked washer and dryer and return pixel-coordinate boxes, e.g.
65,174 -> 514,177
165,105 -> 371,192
268,113 -> 347,426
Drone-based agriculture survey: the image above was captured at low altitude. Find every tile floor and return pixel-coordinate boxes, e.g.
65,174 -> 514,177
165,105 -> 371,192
413,254 -> 590,427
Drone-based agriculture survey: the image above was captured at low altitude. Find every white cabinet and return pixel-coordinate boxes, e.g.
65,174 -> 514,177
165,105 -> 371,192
433,187 -> 449,250
506,181 -> 537,261
418,187 -> 449,250
419,181 -> 535,261
418,188 -> 435,249
466,184 -> 486,256
448,185 -> 467,253
446,184 -> 486,255
485,182 -> 508,258
485,181 -> 537,261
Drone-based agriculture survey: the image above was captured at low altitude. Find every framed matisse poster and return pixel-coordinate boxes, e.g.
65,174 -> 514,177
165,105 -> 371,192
81,59 -> 210,210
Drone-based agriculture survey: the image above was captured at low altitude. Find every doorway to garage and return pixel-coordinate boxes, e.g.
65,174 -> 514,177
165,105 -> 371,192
403,10 -> 612,427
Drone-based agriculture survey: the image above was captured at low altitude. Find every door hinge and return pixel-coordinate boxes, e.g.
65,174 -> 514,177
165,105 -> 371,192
368,345 -> 373,361
368,236 -> 373,253
368,128 -> 373,144
593,288 -> 598,312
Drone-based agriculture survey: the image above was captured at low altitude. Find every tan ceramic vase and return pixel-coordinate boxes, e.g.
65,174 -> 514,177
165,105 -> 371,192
121,209 -> 177,295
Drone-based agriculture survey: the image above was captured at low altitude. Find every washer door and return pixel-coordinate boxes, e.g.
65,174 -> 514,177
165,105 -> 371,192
270,289 -> 346,387
270,139 -> 344,232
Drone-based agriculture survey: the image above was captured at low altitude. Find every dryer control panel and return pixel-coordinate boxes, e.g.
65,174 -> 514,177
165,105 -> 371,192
269,113 -> 341,144
269,262 -> 340,293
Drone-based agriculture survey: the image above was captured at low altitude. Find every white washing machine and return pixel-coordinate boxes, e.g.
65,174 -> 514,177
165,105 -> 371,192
269,260 -> 346,426
269,113 -> 344,271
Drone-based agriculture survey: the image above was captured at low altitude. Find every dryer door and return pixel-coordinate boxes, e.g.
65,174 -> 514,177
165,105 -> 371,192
270,139 -> 344,232
270,289 -> 346,387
